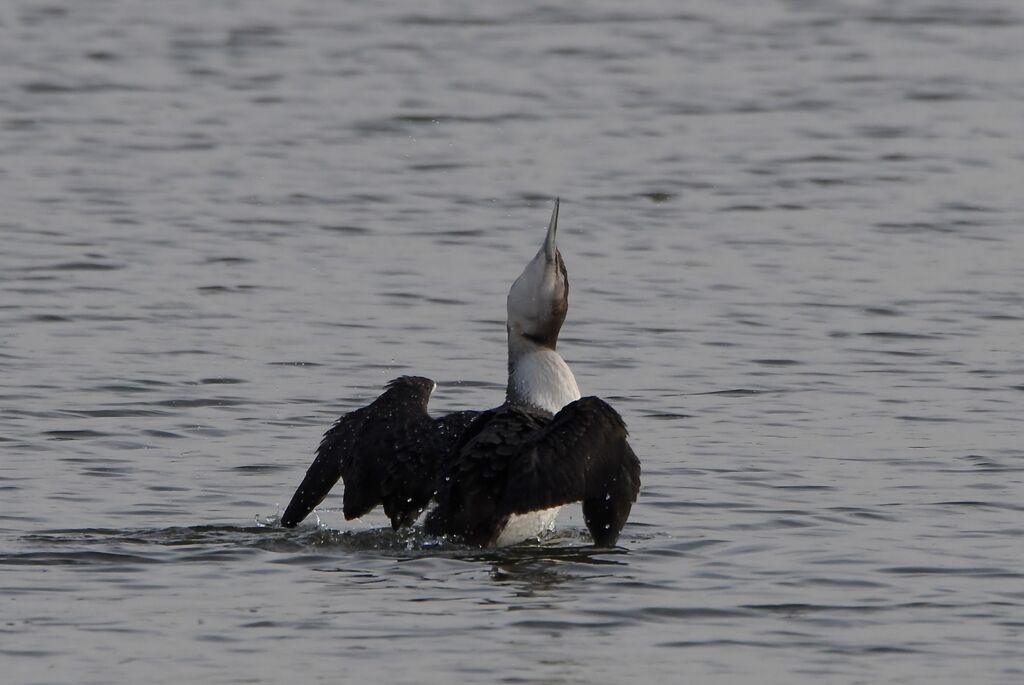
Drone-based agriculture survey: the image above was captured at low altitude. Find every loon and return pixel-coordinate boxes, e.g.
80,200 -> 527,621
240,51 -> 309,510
280,200 -> 641,546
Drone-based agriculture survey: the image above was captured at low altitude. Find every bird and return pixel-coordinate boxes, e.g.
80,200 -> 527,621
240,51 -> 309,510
280,200 -> 640,547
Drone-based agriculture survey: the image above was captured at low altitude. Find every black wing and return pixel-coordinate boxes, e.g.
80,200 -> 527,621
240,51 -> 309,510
280,404 -> 375,528
280,376 -> 474,529
504,397 -> 641,546
424,405 -> 548,545
425,397 -> 641,547
378,410 -> 480,528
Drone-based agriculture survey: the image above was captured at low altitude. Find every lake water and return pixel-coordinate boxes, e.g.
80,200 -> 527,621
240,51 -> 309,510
2,1 -> 1023,683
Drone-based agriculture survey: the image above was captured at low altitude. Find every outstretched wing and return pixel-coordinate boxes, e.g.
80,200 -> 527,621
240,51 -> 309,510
280,405 -> 374,528
280,376 -> 459,529
503,397 -> 641,546
425,397 -> 641,547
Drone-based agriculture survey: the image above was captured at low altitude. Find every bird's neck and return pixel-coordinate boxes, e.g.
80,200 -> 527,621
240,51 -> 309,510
506,334 -> 581,415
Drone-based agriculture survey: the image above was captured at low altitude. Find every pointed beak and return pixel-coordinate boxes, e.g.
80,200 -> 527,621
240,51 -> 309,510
543,198 -> 559,262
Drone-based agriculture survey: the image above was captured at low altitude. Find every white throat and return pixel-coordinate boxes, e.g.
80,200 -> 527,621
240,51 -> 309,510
507,337 -> 581,414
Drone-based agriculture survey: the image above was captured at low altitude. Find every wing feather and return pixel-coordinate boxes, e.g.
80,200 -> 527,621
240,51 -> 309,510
280,377 -> 473,529
502,397 -> 641,546
280,406 -> 373,527
426,398 -> 641,547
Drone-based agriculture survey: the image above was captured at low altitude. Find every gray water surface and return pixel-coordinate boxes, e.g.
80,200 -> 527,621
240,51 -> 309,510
3,1 -> 1023,683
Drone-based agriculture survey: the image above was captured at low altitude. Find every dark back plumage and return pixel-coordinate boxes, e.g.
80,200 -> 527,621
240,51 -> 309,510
281,378 -> 641,547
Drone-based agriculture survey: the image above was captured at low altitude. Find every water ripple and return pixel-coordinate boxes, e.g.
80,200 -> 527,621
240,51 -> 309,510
3,0 -> 1022,682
